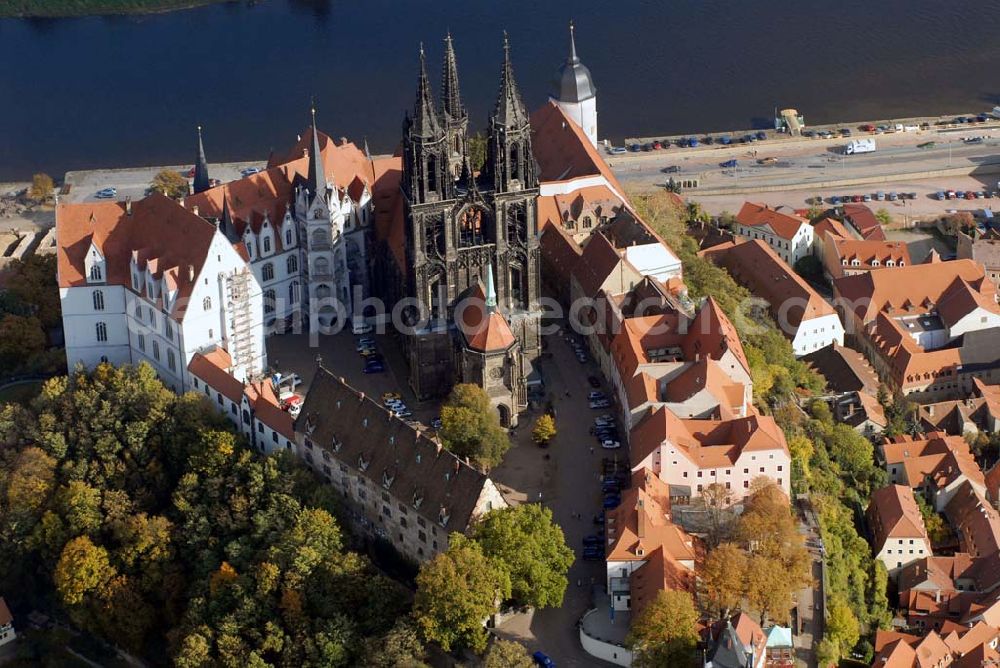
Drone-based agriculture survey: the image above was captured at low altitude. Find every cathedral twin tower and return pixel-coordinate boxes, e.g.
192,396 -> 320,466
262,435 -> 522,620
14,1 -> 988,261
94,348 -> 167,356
398,34 -> 542,409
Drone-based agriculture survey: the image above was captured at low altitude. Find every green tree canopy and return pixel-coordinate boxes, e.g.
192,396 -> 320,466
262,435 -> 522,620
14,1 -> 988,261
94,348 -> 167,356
151,169 -> 190,199
471,504 -> 574,609
484,639 -> 534,668
439,384 -> 509,469
627,589 -> 699,668
413,534 -> 510,653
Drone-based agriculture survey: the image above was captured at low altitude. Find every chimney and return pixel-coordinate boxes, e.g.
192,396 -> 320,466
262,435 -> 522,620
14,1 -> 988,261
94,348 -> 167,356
125,196 -> 132,215
179,197 -> 185,208
187,265 -> 194,282
303,148 -> 309,158
928,405 -> 935,417
192,205 -> 199,216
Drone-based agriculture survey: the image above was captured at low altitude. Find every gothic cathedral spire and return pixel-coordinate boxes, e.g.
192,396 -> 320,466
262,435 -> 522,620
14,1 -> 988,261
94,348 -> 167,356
487,33 -> 536,193
492,32 -> 529,130
412,44 -> 442,139
193,125 -> 210,194
441,32 -> 465,124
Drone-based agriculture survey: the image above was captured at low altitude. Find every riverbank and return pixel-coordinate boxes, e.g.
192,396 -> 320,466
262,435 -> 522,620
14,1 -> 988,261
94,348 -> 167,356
0,0 -> 233,18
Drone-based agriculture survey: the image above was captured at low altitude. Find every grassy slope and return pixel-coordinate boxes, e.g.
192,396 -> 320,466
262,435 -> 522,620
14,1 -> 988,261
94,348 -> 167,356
0,0 -> 229,18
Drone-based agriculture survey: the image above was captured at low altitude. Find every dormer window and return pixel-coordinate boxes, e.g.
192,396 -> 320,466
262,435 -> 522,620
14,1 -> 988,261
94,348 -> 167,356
382,470 -> 395,489
263,236 -> 272,253
438,506 -> 450,527
358,455 -> 369,472
89,264 -> 103,281
285,229 -> 293,247
413,490 -> 424,508
332,436 -> 341,452
872,259 -> 880,267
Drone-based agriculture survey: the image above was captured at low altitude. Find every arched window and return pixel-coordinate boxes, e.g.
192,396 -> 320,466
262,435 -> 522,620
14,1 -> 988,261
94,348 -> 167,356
165,320 -> 173,340
263,236 -> 272,253
95,321 -> 107,342
152,340 -> 160,361
263,288 -> 276,314
510,143 -> 520,181
510,265 -> 526,309
314,257 -> 330,276
89,265 -> 103,281
285,229 -> 293,246
582,216 -> 593,229
167,349 -> 176,372
287,255 -> 298,273
203,297 -> 211,311
262,263 -> 274,282
459,207 -> 485,246
289,281 -> 300,303
92,290 -> 104,311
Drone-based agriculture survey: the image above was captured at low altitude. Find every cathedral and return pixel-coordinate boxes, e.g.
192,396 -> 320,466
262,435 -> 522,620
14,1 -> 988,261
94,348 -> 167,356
389,34 -> 544,424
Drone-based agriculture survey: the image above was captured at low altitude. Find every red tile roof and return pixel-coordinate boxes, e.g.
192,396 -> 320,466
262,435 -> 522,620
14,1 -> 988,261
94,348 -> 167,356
867,484 -> 930,552
56,193 -> 219,321
735,202 -> 807,241
530,101 -> 624,195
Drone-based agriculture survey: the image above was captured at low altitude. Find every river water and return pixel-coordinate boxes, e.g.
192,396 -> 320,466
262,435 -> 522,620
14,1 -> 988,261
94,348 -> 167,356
1,0 -> 999,181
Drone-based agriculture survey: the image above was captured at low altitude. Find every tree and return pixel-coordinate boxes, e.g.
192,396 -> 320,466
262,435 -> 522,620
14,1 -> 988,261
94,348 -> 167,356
413,535 -> 510,653
825,595 -> 860,661
745,554 -> 796,625
439,384 -> 509,469
484,639 -> 534,668
30,173 -> 54,202
362,620 -> 427,668
54,536 -> 115,606
151,169 -> 190,199
471,504 -> 574,608
875,208 -> 892,226
793,255 -> 824,284
696,482 -> 733,545
627,589 -> 699,668
701,542 -> 747,618
0,314 -> 46,372
531,414 -> 557,446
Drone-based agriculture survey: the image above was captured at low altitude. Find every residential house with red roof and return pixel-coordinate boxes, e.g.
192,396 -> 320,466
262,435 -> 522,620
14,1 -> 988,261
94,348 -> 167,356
834,260 -> 1000,401
733,202 -> 814,265
880,433 -> 985,511
629,406 -> 791,501
867,484 -> 932,576
702,238 -> 845,356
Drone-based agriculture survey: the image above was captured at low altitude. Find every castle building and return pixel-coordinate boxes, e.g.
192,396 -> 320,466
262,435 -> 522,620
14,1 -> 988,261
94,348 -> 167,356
549,23 -> 598,147
382,35 -> 544,417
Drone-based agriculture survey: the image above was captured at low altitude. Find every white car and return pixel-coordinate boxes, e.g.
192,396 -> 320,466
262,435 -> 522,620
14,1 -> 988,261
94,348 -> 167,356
588,391 -> 606,400
241,166 -> 262,177
95,187 -> 117,199
601,440 -> 621,449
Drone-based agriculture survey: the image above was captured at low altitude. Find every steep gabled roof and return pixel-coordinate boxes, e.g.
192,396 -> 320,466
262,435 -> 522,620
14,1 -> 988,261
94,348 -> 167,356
867,484 -> 930,552
735,202 -> 808,241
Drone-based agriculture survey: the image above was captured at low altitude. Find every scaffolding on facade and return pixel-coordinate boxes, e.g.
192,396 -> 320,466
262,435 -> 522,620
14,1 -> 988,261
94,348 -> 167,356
226,269 -> 258,376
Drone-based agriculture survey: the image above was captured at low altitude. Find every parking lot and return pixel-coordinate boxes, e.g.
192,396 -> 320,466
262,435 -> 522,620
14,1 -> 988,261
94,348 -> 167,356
61,161 -> 264,205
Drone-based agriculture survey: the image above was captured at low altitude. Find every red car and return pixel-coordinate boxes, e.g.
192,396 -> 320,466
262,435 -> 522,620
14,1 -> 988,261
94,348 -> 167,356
851,194 -> 863,203
965,191 -> 977,200
859,124 -> 875,132
652,141 -> 662,150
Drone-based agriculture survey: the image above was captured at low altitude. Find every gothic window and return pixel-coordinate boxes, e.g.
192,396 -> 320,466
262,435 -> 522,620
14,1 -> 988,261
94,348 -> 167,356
287,255 -> 298,273
93,290 -> 104,311
507,204 -> 528,244
289,281 -> 300,303
314,257 -> 330,276
312,229 -> 328,247
262,263 -> 274,282
510,265 -> 526,309
510,143 -> 520,182
285,229 -> 293,246
315,284 -> 331,299
459,207 -> 486,247
203,297 -> 211,311
167,349 -> 176,372
425,216 -> 445,257
264,289 -> 276,314
95,321 -> 107,342
263,236 -> 272,253
152,340 -> 160,361
428,272 -> 445,320
89,265 -> 103,281
582,216 -> 593,229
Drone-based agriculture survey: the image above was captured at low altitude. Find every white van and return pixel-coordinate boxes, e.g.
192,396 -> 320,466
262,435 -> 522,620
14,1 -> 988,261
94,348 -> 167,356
351,318 -> 373,335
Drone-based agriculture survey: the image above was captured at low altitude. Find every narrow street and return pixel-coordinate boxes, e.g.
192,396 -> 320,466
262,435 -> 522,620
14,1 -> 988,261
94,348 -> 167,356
491,327 -> 622,666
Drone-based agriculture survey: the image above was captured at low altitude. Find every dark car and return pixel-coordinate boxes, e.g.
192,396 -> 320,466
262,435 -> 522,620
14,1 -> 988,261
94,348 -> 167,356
702,136 -> 715,145
720,159 -> 738,168
581,548 -> 603,561
839,128 -> 852,136
661,165 -> 681,174
602,482 -> 620,495
587,375 -> 602,388
718,135 -> 732,145
603,494 -> 622,509
628,144 -> 642,152
532,651 -> 556,668
362,364 -> 384,374
583,535 -> 603,547
755,131 -> 767,140
593,513 -> 605,525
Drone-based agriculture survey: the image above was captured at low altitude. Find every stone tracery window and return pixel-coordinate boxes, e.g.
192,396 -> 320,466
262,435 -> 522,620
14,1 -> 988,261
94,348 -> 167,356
459,206 -> 486,246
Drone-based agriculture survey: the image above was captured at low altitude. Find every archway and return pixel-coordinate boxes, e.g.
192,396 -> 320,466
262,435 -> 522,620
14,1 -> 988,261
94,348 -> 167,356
497,404 -> 511,428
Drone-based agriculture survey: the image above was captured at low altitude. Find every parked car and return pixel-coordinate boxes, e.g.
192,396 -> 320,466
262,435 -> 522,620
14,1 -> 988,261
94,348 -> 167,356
876,191 -> 886,201
95,187 -> 117,199
588,390 -> 605,400
851,194 -> 863,203
603,494 -> 622,509
593,514 -> 605,525
718,135 -> 732,145
362,365 -> 384,374
589,400 -> 611,409
863,193 -> 872,202
601,440 -> 621,449
936,191 -> 947,200
581,548 -> 603,562
582,535 -> 603,547
587,375 -> 602,388
661,165 -> 681,174
533,651 -> 556,668
430,417 -> 443,430
652,141 -> 662,150
830,196 -> 842,206
720,159 -> 738,168
755,131 -> 767,140
240,166 -> 262,177
888,192 -> 898,201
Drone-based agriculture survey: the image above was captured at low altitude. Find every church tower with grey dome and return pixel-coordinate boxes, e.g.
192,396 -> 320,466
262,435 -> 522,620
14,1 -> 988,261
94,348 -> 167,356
550,22 -> 597,146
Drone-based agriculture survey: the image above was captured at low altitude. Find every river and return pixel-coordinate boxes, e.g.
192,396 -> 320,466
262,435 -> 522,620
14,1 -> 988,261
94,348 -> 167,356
1,0 -> 999,181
